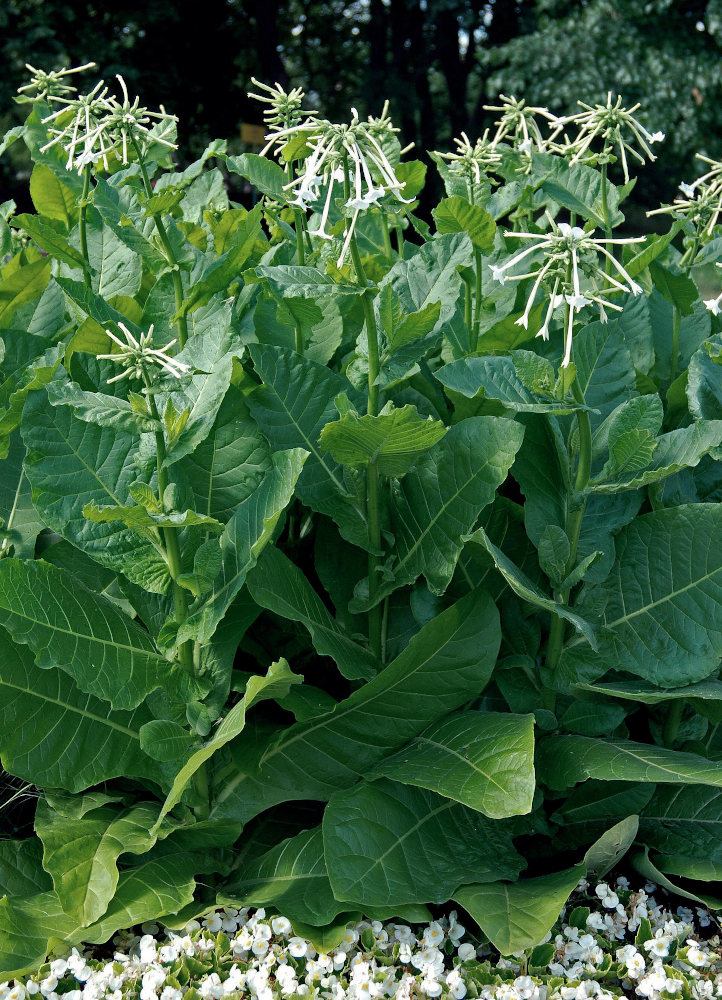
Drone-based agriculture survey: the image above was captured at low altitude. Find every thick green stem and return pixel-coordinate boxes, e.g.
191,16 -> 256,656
663,700 -> 684,748
471,248 -> 483,353
671,305 -> 681,382
381,215 -> 393,262
132,135 -> 189,349
545,375 -> 593,693
79,164 -> 92,286
600,162 -> 613,275
395,223 -> 404,257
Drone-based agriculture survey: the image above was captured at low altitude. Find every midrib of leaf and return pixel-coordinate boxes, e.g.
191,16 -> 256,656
219,618 -> 466,802
337,797 -> 455,896
395,451 -> 498,575
565,562 -> 722,651
413,734 -> 508,793
262,384 -> 345,494
0,676 -> 139,738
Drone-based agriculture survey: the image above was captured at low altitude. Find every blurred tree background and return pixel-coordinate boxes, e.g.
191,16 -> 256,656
2,0 -> 722,216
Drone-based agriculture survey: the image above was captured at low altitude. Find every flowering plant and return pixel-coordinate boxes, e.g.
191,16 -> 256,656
1,68 -> 722,981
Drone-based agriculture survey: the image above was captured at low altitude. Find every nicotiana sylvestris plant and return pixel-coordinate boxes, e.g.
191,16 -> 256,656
3,62 -> 722,976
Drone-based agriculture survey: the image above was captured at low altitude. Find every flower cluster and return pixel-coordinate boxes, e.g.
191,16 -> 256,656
98,323 -> 190,384
648,153 -> 722,254
3,880 -> 720,1000
253,84 -> 412,267
553,92 -> 664,182
35,73 -> 177,172
433,130 -> 503,186
490,215 -> 644,366
483,94 -> 562,158
17,61 -> 97,102
248,78 -> 315,153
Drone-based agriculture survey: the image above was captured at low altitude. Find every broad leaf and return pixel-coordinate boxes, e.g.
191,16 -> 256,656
538,736 -> 722,789
0,559 -> 202,710
454,865 -> 585,956
324,778 -> 523,907
352,416 -> 525,609
0,632 -> 162,792
0,432 -> 44,558
320,403 -> 446,476
433,197 -> 496,252
583,815 -> 639,878
560,505 -> 722,688
247,546 -> 376,682
212,588 -> 500,823
0,840 -> 51,898
436,355 -> 588,415
372,710 -> 535,818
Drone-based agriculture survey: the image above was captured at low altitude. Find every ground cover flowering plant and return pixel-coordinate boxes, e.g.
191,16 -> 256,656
2,65 -> 722,977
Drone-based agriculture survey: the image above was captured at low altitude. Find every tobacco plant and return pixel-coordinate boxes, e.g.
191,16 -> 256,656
2,66 -> 722,976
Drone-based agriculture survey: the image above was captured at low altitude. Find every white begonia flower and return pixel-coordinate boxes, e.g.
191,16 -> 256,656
457,943 -> 476,962
491,214 -> 643,366
686,943 -> 711,968
97,322 -> 191,384
203,912 -> 224,934
271,916 -> 292,937
625,952 -> 646,979
422,922 -> 445,947
288,937 -> 308,958
160,988 -> 182,1000
554,92 -> 663,182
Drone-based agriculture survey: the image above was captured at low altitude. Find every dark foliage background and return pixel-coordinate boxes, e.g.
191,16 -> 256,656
3,1 -> 722,215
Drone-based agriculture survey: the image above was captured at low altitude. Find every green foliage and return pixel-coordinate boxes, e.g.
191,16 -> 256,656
3,66 -> 722,980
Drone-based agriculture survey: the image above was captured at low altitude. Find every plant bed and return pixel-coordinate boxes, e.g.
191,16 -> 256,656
1,66 -> 722,979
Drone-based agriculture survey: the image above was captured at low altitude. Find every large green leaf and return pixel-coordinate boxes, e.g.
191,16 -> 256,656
28,163 -> 78,228
0,259 -> 51,328
0,840 -> 51,897
533,153 -> 623,228
320,403 -> 446,476
573,320 -> 637,427
0,632 -> 162,792
85,222 -> 142,299
380,233 -> 473,331
13,214 -> 89,272
433,197 -> 496,252
153,658 -> 301,831
212,588 -> 500,823
35,797 -> 161,925
0,890 -> 76,978
511,414 -> 568,546
454,865 -> 585,956
223,153 -> 287,200
178,387 -> 271,522
177,448 -> 307,644
435,355 -> 588,415
22,387 -> 170,594
560,505 -> 722,688
246,546 -> 376,682
220,827 -> 343,926
46,380 -> 159,435
538,735 -> 722,790
583,815 -> 639,878
247,344 -> 369,549
575,679 -> 722,705
181,205 -> 264,314
324,778 -> 524,907
0,559 -> 202,711
0,432 -> 44,558
0,330 -> 62,455
467,527 -> 597,647
352,416 -> 525,610
372,710 -> 535,818
640,786 -> 722,860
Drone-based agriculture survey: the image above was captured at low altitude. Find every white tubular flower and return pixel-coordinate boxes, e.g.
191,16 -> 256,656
39,75 -> 177,173
649,153 -> 722,243
17,61 -> 96,101
268,100 -> 412,267
491,214 -> 643,366
483,94 -> 561,151
433,130 -> 502,186
97,322 -> 191,384
554,92 -> 664,182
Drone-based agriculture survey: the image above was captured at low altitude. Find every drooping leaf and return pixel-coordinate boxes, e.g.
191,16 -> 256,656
583,816 -> 639,878
212,588 -> 500,823
454,865 -> 585,956
467,527 -> 597,647
371,710 -> 535,818
687,332 -> 722,421
560,505 -> 722,688
435,355 -> 588,415
153,658 -> 301,831
177,448 -> 307,644
246,546 -> 376,682
46,380 -> 159,435
324,778 -> 523,908
538,735 -> 722,790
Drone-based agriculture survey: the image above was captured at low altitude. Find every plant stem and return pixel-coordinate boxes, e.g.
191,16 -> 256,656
544,373 -> 593,692
381,214 -> 393,262
131,135 -> 189,350
144,385 -> 194,678
285,149 -> 306,354
663,700 -> 684,748
600,162 -> 613,275
671,304 -> 681,382
395,223 -> 404,257
79,164 -> 92,285
471,248 -> 482,353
